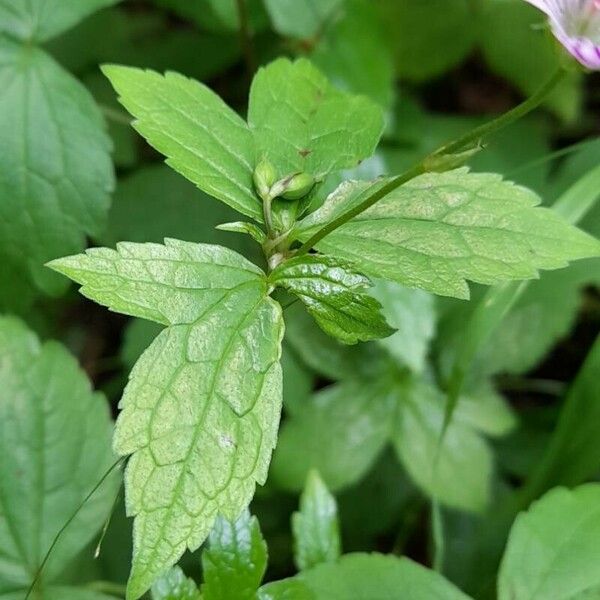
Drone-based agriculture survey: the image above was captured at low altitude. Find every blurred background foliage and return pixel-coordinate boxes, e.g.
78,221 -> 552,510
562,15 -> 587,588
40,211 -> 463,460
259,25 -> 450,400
1,0 -> 599,598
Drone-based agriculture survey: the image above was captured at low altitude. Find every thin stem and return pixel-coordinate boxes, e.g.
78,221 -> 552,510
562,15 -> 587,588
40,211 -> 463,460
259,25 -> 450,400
262,195 -> 275,237
295,68 -> 566,256
235,0 -> 256,76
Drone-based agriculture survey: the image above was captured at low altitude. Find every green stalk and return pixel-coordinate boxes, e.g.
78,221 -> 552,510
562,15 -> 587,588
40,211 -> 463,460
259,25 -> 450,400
296,68 -> 566,256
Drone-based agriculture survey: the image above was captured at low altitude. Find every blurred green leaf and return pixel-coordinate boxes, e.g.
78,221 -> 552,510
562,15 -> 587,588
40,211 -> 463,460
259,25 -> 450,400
263,0 -> 343,39
499,485 -> 600,600
292,471 -> 341,571
201,511 -> 267,600
258,579 -> 315,600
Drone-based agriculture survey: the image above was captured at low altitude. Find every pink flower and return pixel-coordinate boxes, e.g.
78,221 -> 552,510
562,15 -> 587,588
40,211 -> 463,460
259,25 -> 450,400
525,0 -> 600,69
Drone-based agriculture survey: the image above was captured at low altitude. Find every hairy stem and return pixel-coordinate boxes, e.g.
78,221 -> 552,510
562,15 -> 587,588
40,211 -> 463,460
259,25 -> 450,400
296,68 -> 566,256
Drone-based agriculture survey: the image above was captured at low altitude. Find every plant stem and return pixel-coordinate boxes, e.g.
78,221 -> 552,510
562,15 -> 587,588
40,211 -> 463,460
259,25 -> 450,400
235,0 -> 256,76
295,68 -> 566,256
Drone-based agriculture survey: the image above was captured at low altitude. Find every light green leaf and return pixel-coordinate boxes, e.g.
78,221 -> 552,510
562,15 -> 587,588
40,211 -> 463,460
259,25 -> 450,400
257,579 -> 315,600
0,40 -> 113,295
50,240 -> 283,600
375,0 -> 476,82
152,567 -> 200,600
391,379 -> 493,512
0,317 -> 119,593
295,169 -> 600,299
216,221 -> 267,244
271,379 -> 394,491
371,280 -> 436,373
479,0 -> 582,122
248,58 -> 384,180
271,255 -> 394,344
201,510 -> 267,600
102,65 -> 260,220
311,0 -> 394,110
0,0 -> 120,42
292,471 -> 341,571
298,553 -> 471,599
263,0 -> 343,38
499,485 -> 600,600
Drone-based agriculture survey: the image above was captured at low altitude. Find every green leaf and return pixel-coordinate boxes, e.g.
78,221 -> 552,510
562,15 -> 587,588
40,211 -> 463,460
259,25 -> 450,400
216,221 -> 267,244
499,485 -> 600,600
257,579 -> 315,600
281,345 -> 313,417
298,553 -> 471,599
152,567 -> 200,600
121,319 -> 164,370
370,280 -> 436,373
49,240 -> 284,600
311,0 -> 394,110
271,255 -> 394,344
201,510 -> 267,600
376,0 -> 476,82
271,379 -> 394,491
0,317 -> 119,593
0,40 -> 113,295
263,0 -> 343,38
479,0 -> 582,122
0,0 -> 120,42
292,471 -> 341,571
102,65 -> 259,220
295,169 -> 600,299
248,58 -> 384,180
391,379 -> 493,512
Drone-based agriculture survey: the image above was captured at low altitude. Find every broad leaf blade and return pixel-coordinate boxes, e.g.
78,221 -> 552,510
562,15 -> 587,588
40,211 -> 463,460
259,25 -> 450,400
102,65 -> 259,220
0,40 -> 113,295
248,58 -> 384,179
499,485 -> 600,600
0,317 -> 119,590
271,255 -> 394,344
201,511 -> 267,600
292,471 -> 341,571
0,0 -> 120,42
294,169 -> 600,299
151,567 -> 200,600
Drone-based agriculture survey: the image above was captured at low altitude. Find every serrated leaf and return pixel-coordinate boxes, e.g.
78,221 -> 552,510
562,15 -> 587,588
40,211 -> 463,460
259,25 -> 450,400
0,0 -> 120,42
102,65 -> 259,220
0,39 -> 113,295
271,255 -> 394,344
370,280 -> 436,373
499,485 -> 600,600
248,58 -> 384,180
292,471 -> 341,571
201,510 -> 267,600
295,169 -> 600,299
152,567 -> 200,600
391,379 -> 493,513
0,317 -> 119,593
263,0 -> 343,38
298,553 -> 471,600
271,379 -> 394,491
49,240 -> 284,600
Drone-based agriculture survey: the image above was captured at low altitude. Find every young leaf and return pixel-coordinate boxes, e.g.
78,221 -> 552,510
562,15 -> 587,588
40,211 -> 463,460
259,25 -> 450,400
248,58 -> 384,180
270,255 -> 394,344
0,39 -> 113,295
263,0 -> 343,38
102,65 -> 259,220
272,379 -> 395,491
0,317 -> 119,593
0,0 -> 120,42
499,485 -> 600,600
292,471 -> 341,571
370,280 -> 436,373
297,553 -> 471,599
294,169 -> 600,299
391,379 -> 493,513
201,511 -> 268,600
152,567 -> 200,600
49,239 -> 284,600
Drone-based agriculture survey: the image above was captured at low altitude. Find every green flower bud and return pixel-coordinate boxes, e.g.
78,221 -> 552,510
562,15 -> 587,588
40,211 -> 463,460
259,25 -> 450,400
253,158 -> 277,199
281,172 -> 315,200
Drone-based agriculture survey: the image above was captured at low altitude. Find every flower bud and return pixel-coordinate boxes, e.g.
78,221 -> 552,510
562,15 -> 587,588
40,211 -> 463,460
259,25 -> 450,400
253,158 -> 277,199
281,172 -> 315,200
